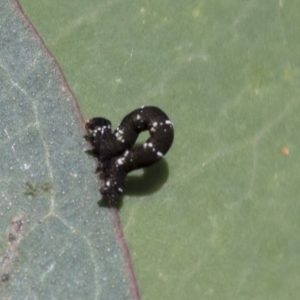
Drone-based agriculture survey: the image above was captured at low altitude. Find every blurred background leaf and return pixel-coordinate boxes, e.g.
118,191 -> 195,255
18,0 -> 300,299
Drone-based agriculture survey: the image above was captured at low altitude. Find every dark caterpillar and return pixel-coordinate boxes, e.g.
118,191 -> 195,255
85,106 -> 174,205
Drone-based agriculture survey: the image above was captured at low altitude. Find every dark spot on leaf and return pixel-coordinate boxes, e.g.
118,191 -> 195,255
23,181 -> 53,197
8,233 -> 16,243
7,215 -> 26,244
12,219 -> 24,236
1,272 -> 10,282
0,214 -> 27,286
41,182 -> 53,192
23,181 -> 38,197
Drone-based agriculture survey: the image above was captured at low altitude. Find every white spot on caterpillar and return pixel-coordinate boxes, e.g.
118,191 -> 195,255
93,127 -> 105,137
124,150 -> 129,156
117,157 -> 125,165
106,181 -> 111,186
137,114 -> 141,120
148,143 -> 153,148
157,151 -> 163,157
118,188 -> 123,193
165,120 -> 172,125
150,127 -> 156,133
153,122 -> 158,127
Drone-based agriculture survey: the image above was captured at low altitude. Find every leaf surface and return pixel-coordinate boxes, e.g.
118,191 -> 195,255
0,1 -> 139,299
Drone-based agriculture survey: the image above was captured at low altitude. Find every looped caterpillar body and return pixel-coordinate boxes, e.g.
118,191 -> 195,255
85,106 -> 174,205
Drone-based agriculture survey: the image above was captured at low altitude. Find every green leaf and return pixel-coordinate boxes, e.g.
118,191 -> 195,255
0,1 -> 138,299
18,0 -> 300,299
